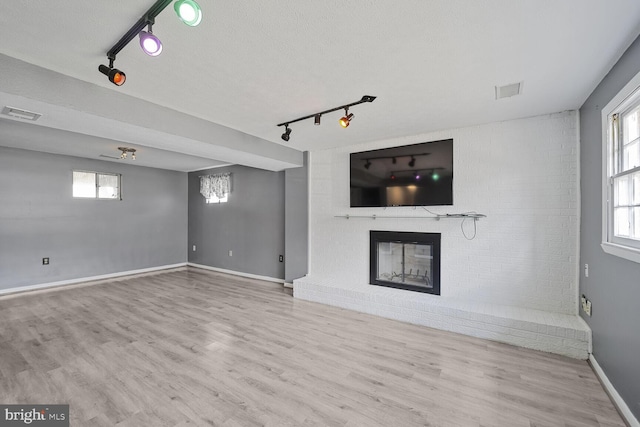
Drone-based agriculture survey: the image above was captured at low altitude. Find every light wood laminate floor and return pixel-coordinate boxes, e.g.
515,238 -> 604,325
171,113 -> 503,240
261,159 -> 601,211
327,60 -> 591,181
0,268 -> 625,426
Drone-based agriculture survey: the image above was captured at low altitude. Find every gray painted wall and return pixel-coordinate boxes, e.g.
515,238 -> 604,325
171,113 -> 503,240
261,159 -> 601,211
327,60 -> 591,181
188,165 -> 285,279
0,146 -> 188,291
285,152 -> 309,283
580,37 -> 640,419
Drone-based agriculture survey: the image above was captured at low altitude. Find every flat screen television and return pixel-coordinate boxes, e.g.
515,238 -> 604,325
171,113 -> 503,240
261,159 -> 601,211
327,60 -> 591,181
350,139 -> 453,207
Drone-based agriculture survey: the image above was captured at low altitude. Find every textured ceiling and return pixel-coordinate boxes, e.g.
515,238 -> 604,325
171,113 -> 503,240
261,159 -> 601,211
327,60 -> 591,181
1,1 -> 640,170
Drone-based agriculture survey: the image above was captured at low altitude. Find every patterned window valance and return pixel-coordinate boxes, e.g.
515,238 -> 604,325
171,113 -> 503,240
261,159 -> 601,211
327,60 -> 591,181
200,173 -> 231,200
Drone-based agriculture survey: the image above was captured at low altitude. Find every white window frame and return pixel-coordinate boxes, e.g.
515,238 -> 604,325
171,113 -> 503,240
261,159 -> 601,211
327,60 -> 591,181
72,170 -> 122,200
601,70 -> 640,264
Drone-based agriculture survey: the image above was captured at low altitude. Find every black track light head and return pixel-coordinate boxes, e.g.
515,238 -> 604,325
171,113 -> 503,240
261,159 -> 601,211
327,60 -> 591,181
408,156 -> 416,167
314,114 -> 321,126
364,160 -> 372,170
99,64 -> 126,86
281,125 -> 292,142
392,157 -> 397,164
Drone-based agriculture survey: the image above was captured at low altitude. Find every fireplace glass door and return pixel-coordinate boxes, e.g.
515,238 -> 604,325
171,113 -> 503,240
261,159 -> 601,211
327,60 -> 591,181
376,242 -> 433,289
370,231 -> 441,295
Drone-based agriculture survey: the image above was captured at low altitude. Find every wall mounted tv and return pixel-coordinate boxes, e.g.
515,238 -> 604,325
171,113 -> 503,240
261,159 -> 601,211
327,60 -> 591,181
350,139 -> 453,207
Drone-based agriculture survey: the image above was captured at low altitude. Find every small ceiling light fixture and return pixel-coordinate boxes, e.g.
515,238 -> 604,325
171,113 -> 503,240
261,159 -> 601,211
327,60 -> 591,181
139,23 -> 163,56
99,0 -> 202,86
408,156 -> 416,167
432,171 -> 440,181
174,0 -> 202,27
364,160 -> 372,170
392,157 -> 397,164
414,172 -> 420,180
119,147 -> 137,160
339,107 -> 354,128
390,173 -> 396,180
276,95 -> 376,141
281,125 -> 292,142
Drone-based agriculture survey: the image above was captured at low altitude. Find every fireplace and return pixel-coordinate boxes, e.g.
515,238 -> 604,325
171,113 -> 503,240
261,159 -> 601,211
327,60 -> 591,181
370,231 -> 441,295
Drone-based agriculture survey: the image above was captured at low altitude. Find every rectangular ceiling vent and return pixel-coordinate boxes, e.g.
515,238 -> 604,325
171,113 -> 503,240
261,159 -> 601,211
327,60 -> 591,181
2,106 -> 42,121
495,82 -> 523,100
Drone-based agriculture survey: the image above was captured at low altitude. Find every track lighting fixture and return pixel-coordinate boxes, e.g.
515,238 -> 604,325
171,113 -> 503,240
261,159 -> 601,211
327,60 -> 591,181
99,61 -> 126,86
118,147 -> 137,160
281,125 -> 292,142
414,172 -> 421,180
431,171 -> 440,181
276,95 -> 376,141
98,0 -> 202,86
174,0 -> 202,27
139,24 -> 163,56
339,108 -> 354,128
357,153 -> 431,171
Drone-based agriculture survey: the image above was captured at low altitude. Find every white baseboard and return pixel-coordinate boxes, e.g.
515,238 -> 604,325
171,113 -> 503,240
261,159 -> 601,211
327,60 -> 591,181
283,282 -> 294,289
0,263 -> 188,297
187,263 -> 284,284
589,354 -> 639,427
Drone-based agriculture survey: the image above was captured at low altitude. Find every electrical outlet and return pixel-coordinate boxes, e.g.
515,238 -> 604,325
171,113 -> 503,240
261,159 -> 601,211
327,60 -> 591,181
42,257 -> 49,265
192,245 -> 196,252
584,263 -> 589,277
228,250 -> 233,257
279,255 -> 284,262
581,295 -> 592,316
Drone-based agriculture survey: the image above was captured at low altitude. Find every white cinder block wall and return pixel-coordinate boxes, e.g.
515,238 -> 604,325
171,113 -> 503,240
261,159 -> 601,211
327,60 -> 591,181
299,111 -> 579,317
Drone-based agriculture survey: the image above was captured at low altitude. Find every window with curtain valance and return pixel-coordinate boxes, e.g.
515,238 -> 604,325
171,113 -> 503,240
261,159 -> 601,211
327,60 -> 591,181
200,173 -> 231,204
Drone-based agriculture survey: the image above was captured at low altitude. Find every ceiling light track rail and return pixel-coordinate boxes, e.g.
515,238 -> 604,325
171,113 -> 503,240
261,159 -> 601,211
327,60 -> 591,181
98,0 -> 202,86
276,95 -> 376,140
277,95 -> 376,127
361,153 -> 431,162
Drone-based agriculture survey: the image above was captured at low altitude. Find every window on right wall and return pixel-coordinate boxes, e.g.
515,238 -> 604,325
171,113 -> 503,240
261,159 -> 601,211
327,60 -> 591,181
602,71 -> 640,263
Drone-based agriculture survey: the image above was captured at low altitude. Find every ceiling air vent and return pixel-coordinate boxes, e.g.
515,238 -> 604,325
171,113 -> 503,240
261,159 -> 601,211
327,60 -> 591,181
495,82 -> 523,100
1,106 -> 42,121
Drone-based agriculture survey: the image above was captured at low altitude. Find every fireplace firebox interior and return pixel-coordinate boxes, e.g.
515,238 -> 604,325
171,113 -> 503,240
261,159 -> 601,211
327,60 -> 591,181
370,231 -> 441,295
